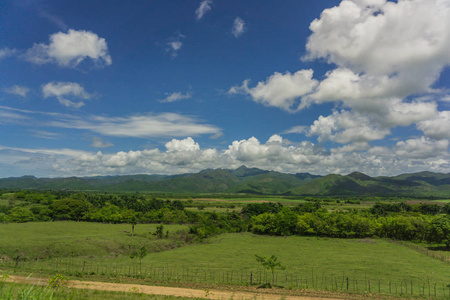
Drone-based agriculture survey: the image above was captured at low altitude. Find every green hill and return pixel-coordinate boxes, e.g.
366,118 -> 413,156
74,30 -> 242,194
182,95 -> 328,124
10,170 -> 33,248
1,166 -> 449,197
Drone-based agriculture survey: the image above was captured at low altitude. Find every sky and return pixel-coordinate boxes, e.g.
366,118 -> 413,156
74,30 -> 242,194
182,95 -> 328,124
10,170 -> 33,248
0,0 -> 449,178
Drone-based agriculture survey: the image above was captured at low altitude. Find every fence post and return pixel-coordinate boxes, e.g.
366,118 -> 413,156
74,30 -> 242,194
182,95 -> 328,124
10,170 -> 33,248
250,271 -> 253,285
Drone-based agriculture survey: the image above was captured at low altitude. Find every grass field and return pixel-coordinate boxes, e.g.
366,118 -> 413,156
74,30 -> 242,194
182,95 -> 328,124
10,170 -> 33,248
0,222 -> 189,259
1,222 -> 450,298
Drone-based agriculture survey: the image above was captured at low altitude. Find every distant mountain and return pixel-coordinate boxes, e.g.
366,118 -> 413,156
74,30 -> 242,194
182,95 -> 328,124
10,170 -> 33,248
0,166 -> 449,197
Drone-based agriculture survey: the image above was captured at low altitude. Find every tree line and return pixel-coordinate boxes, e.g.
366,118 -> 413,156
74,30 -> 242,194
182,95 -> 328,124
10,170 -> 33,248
1,190 -> 449,248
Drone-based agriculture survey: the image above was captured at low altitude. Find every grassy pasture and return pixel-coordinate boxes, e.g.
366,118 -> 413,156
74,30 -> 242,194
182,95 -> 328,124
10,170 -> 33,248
0,222 -> 189,260
1,222 -> 449,289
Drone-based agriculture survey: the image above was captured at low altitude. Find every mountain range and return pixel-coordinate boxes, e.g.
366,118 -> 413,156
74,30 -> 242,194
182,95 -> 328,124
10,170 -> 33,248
1,166 -> 449,197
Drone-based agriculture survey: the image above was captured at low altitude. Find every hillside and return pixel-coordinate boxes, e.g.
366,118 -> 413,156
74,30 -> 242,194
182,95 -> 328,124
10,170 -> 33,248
0,167 -> 449,197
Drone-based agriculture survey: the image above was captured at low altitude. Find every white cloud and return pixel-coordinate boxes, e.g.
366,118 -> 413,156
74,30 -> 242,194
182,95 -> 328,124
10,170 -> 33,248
231,0 -> 450,144
165,137 -> 200,152
417,111 -> 450,139
229,70 -> 318,112
232,17 -> 246,38
91,137 -> 113,148
283,125 -> 308,135
195,0 -> 213,20
0,105 -> 221,139
308,110 -> 391,144
305,0 -> 450,76
0,145 -> 89,158
3,85 -> 30,97
160,91 -> 191,103
50,112 -> 220,138
24,29 -> 111,67
0,47 -> 17,60
166,33 -> 185,58
1,134 -> 448,177
103,150 -> 142,167
42,81 -> 92,108
39,11 -> 68,31
29,130 -> 61,140
394,137 -> 449,159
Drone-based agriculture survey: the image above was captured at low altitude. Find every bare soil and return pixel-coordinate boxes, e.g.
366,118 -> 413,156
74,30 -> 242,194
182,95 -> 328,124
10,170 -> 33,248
2,274 -> 394,300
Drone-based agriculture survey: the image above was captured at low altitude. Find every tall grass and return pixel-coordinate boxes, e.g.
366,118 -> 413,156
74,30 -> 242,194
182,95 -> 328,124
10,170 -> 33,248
0,276 -> 54,300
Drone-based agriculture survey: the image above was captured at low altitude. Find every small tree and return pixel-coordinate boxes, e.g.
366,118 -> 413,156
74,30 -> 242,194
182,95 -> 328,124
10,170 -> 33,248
255,254 -> 286,286
155,224 -> 164,239
130,246 -> 148,274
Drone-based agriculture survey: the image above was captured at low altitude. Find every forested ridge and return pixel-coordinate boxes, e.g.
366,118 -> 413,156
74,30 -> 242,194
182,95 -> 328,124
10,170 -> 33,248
1,167 -> 450,197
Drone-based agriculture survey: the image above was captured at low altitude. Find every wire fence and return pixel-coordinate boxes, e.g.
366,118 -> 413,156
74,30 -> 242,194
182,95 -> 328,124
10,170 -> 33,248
1,258 -> 450,299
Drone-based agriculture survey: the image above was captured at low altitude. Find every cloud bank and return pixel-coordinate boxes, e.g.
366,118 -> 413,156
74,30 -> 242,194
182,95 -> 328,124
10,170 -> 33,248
1,134 -> 448,177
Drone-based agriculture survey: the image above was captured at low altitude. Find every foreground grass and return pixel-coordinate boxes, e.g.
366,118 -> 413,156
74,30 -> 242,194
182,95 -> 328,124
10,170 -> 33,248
0,281 -> 206,300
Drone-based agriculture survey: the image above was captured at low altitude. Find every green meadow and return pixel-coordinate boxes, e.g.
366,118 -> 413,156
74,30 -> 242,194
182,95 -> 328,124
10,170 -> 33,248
1,221 -> 449,298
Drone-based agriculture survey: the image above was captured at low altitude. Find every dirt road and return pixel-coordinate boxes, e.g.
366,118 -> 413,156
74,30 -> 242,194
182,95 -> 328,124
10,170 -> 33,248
3,274 -> 353,300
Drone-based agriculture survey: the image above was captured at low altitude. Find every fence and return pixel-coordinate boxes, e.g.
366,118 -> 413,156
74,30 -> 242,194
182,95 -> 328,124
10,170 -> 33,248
1,258 -> 450,299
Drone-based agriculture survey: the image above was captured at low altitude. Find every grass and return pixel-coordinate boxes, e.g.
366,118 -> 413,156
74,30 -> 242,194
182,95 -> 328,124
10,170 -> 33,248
0,221 -> 189,260
146,233 -> 450,282
2,222 -> 450,298
0,281 -> 206,300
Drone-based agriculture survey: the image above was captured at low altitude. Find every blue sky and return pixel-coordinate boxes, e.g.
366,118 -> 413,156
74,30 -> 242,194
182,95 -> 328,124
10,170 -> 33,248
0,0 -> 449,178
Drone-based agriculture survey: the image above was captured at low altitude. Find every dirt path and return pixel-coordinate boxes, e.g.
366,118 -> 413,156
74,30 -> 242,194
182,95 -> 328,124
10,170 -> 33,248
4,274 -> 351,300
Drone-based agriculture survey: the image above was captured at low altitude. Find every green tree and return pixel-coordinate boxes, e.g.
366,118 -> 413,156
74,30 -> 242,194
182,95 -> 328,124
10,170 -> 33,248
255,254 -> 286,286
427,215 -> 450,249
155,224 -> 164,238
7,207 -> 34,223
130,246 -> 148,275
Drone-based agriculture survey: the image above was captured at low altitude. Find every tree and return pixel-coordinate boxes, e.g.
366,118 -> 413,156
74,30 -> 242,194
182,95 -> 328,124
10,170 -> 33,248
255,254 -> 286,286
7,207 -> 34,223
427,215 -> 450,249
155,224 -> 164,239
130,246 -> 148,275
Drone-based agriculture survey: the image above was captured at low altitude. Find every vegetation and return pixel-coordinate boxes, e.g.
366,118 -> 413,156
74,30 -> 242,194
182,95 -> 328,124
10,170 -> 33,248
0,166 -> 449,197
1,184 -> 450,298
255,254 -> 285,287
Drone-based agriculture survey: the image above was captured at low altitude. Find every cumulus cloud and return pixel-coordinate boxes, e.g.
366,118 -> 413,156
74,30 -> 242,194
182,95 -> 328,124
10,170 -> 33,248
394,137 -> 449,159
3,85 -> 30,97
305,0 -> 450,76
159,91 -> 191,103
417,111 -> 450,140
229,70 -> 318,112
165,137 -> 200,152
232,17 -> 246,38
232,0 -> 450,145
1,134 -> 448,177
308,110 -> 391,144
195,0 -> 213,20
24,29 -> 111,67
42,82 -> 92,108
